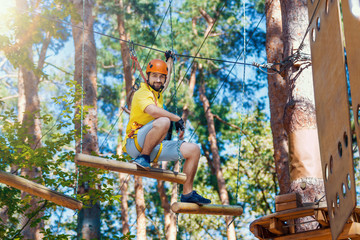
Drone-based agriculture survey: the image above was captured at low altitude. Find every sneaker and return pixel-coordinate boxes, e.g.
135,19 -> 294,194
180,191 -> 211,206
134,155 -> 150,171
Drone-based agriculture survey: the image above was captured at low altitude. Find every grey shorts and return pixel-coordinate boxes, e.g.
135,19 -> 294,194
125,120 -> 184,162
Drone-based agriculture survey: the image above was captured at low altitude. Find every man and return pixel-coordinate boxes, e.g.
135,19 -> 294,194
124,52 -> 211,205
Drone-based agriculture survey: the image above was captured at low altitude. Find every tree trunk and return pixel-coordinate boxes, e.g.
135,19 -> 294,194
116,88 -> 130,235
157,162 -> 177,240
117,0 -> 134,108
15,0 -> 47,238
280,0 -> 324,231
199,80 -> 236,240
116,0 -> 141,236
71,0 -> 101,239
181,62 -> 197,123
265,0 -> 290,194
135,176 -> 146,239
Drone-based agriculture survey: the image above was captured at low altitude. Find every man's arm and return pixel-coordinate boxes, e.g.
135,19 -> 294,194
144,104 -> 180,121
163,53 -> 174,92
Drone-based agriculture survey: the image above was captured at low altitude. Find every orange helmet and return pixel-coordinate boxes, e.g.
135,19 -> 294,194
146,59 -> 168,75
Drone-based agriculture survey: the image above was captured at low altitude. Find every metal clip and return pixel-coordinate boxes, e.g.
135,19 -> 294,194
129,41 -> 136,57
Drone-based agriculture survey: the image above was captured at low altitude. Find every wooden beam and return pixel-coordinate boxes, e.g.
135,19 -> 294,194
0,170 -> 82,210
171,202 -> 243,216
276,201 -> 300,212
275,193 -> 300,204
273,222 -> 360,240
269,217 -> 288,235
75,153 -> 187,184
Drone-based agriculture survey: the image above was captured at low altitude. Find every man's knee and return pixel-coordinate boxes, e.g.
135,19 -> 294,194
153,117 -> 171,130
181,142 -> 200,158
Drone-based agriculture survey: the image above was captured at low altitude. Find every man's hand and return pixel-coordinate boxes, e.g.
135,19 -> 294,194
175,118 -> 185,132
165,50 -> 176,62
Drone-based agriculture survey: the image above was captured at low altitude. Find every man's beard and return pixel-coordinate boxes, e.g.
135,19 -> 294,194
150,83 -> 163,91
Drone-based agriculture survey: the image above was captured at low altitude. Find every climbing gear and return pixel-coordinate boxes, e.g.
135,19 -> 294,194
130,41 -> 148,83
124,121 -> 163,164
134,155 -> 151,170
165,50 -> 176,62
180,191 -> 211,206
175,118 -> 185,132
146,59 -> 168,75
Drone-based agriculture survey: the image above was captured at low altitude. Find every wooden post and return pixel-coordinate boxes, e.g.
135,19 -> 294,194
171,202 -> 243,216
75,153 -> 187,184
0,170 -> 82,210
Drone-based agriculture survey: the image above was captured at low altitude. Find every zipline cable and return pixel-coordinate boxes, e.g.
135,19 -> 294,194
31,10 -> 262,68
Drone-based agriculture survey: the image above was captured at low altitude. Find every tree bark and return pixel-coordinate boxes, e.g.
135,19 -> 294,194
157,162 -> 177,240
181,62 -> 197,123
199,79 -> 236,240
116,0 -> 142,236
265,0 -> 290,194
15,0 -> 48,238
117,0 -> 134,108
70,0 -> 100,239
280,0 -> 324,231
135,176 -> 146,239
116,90 -> 130,235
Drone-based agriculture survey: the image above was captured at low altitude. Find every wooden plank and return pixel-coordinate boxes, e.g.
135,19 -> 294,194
171,202 -> 243,216
276,201 -> 300,212
0,170 -> 82,210
75,153 -> 187,184
275,193 -> 300,204
273,222 -> 360,240
249,202 -> 328,237
315,210 -> 329,227
307,0 -> 356,238
269,218 -> 288,235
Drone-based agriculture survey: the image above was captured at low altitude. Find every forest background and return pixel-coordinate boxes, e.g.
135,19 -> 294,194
0,0 -> 359,239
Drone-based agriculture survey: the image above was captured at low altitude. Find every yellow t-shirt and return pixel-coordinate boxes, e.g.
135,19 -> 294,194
125,83 -> 164,139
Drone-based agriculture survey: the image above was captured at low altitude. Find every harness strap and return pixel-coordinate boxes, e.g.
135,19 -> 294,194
130,55 -> 158,106
124,128 -> 163,164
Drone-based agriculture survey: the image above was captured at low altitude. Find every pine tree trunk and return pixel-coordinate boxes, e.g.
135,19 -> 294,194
135,176 -> 146,238
181,62 -> 197,123
15,0 -> 49,238
199,80 -> 236,240
116,0 -> 140,235
280,0 -> 325,231
265,0 -> 290,194
117,0 -> 134,108
18,65 -> 44,240
157,161 -> 177,240
116,91 -> 130,235
71,0 -> 101,239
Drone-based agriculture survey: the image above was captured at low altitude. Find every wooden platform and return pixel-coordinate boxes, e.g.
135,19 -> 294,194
0,170 -> 82,210
250,203 -> 360,239
171,202 -> 243,216
75,153 -> 187,184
